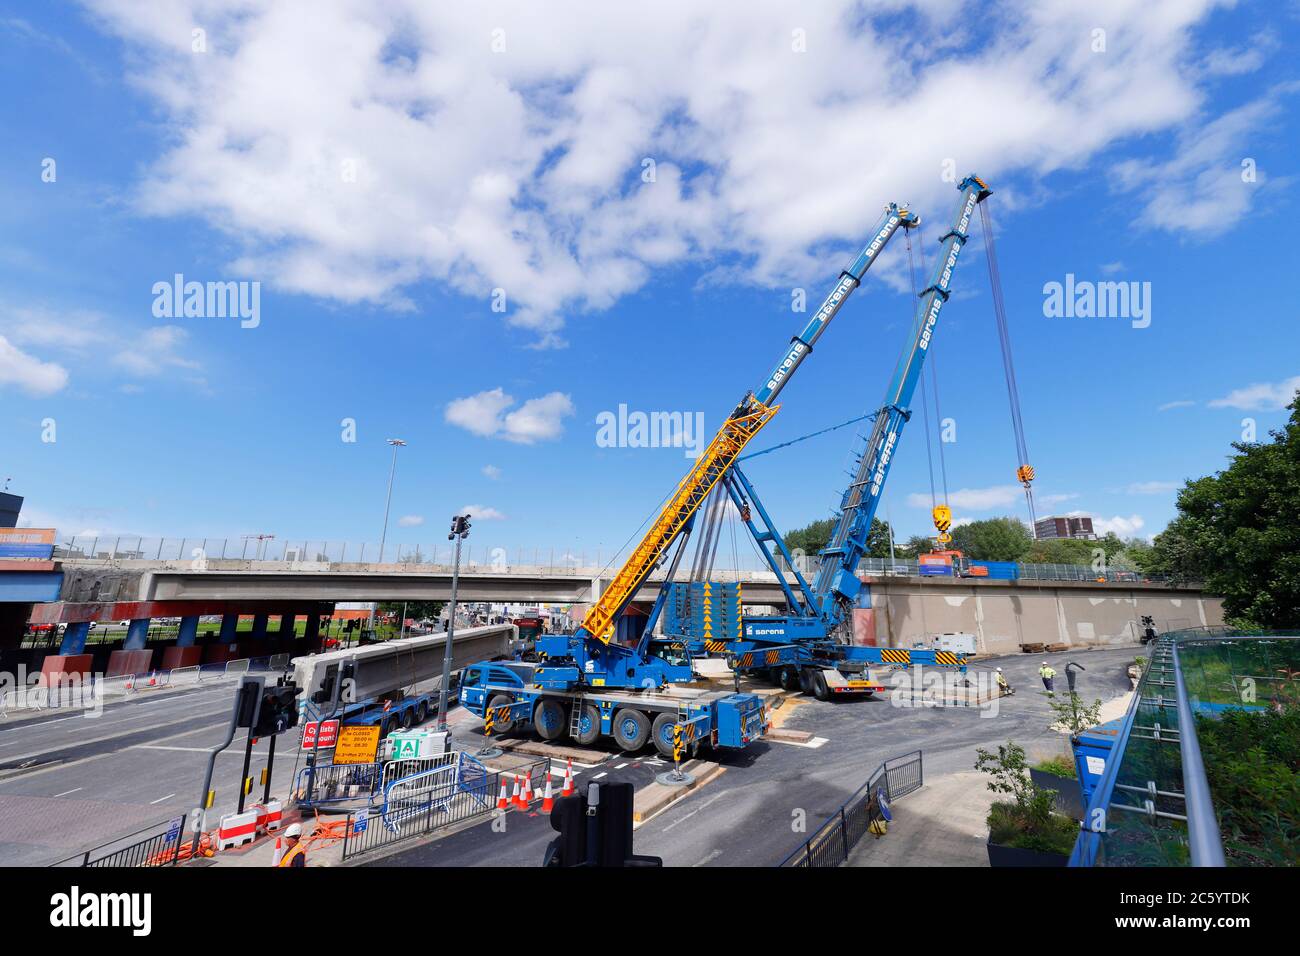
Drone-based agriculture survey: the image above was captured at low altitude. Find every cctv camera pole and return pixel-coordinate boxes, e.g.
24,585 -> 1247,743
437,514 -> 471,735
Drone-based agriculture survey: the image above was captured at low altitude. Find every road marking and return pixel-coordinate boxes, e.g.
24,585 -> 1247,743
614,762 -> 628,769
134,745 -> 224,753
692,848 -> 723,867
150,793 -> 176,804
768,735 -> 829,749
52,787 -> 82,797
591,771 -> 607,780
661,789 -> 728,833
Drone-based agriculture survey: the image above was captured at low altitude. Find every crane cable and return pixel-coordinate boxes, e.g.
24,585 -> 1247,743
908,220 -> 953,547
977,200 -> 1038,534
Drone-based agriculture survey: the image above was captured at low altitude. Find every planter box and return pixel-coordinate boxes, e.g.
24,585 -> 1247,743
1030,768 -> 1084,820
986,838 -> 1068,868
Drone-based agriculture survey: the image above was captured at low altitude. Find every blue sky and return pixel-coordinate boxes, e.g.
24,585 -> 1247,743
1,2 -> 1297,562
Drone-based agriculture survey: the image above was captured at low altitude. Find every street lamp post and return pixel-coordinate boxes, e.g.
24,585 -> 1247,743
369,438 -> 406,634
437,513 -> 471,735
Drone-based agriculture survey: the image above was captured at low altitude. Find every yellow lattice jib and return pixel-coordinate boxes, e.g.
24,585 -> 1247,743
579,400 -> 779,643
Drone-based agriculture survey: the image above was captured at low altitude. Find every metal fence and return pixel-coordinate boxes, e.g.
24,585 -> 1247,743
341,756 -> 549,861
779,750 -> 923,868
51,535 -> 1183,586
51,815 -> 187,868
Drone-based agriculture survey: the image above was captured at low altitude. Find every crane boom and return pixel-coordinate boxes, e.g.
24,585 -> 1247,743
575,203 -> 917,645
809,176 -> 989,623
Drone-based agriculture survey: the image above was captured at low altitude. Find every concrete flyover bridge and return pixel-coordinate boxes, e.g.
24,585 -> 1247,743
35,552 -> 1226,660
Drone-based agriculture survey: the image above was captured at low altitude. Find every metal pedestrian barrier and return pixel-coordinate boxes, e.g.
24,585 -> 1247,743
51,815 -> 188,868
779,750 -> 923,867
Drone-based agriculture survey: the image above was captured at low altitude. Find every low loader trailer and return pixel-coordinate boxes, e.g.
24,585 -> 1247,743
459,659 -> 768,758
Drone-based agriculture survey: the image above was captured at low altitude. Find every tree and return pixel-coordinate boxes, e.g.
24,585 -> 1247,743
950,517 -> 1033,561
784,516 -> 894,559
1148,392 -> 1300,628
379,600 -> 444,621
1025,537 -> 1098,566
901,534 -> 936,557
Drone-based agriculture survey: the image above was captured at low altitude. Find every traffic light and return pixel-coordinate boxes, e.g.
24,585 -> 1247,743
312,660 -> 354,705
253,681 -> 300,736
542,782 -> 662,867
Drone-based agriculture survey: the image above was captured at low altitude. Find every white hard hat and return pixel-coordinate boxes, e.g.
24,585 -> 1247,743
285,823 -> 303,838
1042,661 -> 1049,665
996,667 -> 1002,672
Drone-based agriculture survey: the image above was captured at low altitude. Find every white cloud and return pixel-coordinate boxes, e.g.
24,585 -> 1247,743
1099,261 -> 1125,275
397,514 -> 424,527
0,334 -> 68,395
113,325 -> 202,377
482,464 -> 501,480
1157,399 -> 1195,412
1125,481 -> 1180,495
1088,514 -> 1146,537
1208,375 -> 1300,411
908,485 -> 1020,511
460,504 -> 505,521
1112,82 -> 1300,235
77,0 -> 1246,342
1200,31 -> 1279,77
445,387 -> 574,443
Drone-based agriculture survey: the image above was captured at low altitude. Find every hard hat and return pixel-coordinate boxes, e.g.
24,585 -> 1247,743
1042,661 -> 1049,665
996,667 -> 1002,672
285,823 -> 303,838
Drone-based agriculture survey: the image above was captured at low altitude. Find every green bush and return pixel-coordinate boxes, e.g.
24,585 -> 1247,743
1033,755 -> 1077,779
987,802 -> 1078,854
976,741 -> 1077,856
1196,705 -> 1300,866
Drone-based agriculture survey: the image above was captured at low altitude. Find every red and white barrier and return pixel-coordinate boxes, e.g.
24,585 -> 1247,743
255,799 -> 284,833
216,809 -> 259,850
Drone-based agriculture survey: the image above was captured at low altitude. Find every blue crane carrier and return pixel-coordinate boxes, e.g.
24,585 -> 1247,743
459,202 -> 918,755
657,177 -> 993,700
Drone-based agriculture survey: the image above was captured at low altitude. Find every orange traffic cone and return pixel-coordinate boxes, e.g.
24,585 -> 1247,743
520,774 -> 534,807
561,759 -> 575,798
540,776 -> 555,813
271,836 -> 283,866
496,778 -> 509,810
510,775 -> 522,809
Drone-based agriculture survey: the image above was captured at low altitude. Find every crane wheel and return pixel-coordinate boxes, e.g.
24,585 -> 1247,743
777,667 -> 799,692
651,713 -> 678,758
533,699 -> 567,741
810,670 -> 830,702
487,693 -> 516,735
612,709 -> 650,752
573,704 -> 601,746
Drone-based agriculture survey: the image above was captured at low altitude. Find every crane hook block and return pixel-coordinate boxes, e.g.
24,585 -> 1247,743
932,504 -> 952,533
1016,464 -> 1036,486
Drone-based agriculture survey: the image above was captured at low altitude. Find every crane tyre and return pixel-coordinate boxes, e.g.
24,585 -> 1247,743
487,693 -> 516,735
573,703 -> 601,745
612,709 -> 651,752
533,698 -> 567,741
651,713 -> 678,758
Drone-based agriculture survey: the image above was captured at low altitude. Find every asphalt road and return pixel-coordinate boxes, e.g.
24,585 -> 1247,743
362,645 -> 1139,867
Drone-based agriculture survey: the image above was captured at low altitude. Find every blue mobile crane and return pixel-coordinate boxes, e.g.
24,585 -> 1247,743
459,202 -> 918,754
659,176 -> 992,699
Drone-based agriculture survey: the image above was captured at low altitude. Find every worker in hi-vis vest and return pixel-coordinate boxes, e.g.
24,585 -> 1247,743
1039,662 -> 1057,693
277,822 -> 307,867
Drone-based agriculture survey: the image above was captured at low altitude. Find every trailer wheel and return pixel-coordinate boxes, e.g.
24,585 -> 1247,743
798,668 -> 813,695
810,670 -> 830,702
487,693 -> 516,734
612,709 -> 650,752
651,713 -> 678,758
778,667 -> 798,692
573,704 -> 601,745
533,699 -> 567,741
415,701 -> 429,724
400,707 -> 415,730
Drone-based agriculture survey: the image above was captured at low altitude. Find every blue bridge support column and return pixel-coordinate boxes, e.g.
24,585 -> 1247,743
125,618 -> 151,650
59,622 -> 90,655
177,615 -> 199,648
219,614 -> 239,644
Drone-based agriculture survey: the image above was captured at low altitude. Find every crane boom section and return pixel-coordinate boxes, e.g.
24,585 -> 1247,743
812,177 -> 989,608
577,203 -> 916,645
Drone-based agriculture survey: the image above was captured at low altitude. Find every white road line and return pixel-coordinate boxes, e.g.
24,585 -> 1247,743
150,793 -> 176,804
769,735 -> 830,749
52,788 -> 82,797
614,762 -> 628,769
591,771 -> 607,780
692,848 -> 723,867
661,789 -> 728,833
